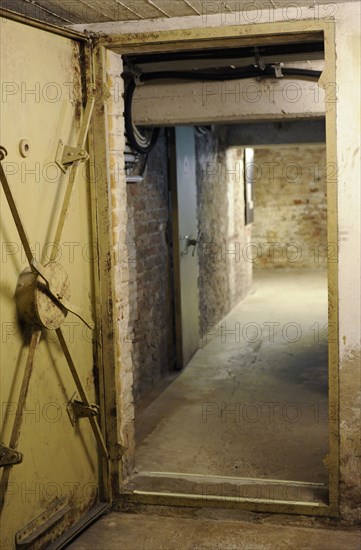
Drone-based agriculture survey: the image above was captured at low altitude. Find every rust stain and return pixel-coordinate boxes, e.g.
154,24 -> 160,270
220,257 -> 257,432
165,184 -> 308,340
71,41 -> 83,122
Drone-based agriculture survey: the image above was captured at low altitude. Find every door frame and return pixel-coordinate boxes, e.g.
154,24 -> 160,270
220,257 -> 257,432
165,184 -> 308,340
0,8 -> 111,546
93,18 -> 339,518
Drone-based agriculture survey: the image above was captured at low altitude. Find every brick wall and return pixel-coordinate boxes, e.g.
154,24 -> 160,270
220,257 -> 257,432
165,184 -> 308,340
126,133 -> 173,402
113,122 -> 254,403
251,146 -> 327,270
196,129 -> 253,332
105,54 -> 173,469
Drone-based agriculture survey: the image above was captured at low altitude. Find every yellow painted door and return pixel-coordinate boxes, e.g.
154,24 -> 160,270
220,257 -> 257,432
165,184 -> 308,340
0,18 -> 107,549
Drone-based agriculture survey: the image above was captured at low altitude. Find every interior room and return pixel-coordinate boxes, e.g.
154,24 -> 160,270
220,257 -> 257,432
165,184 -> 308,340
0,2 -> 360,549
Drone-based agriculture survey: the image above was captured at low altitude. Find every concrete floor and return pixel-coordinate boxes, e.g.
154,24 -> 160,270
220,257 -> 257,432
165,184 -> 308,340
131,270 -> 329,497
69,512 -> 361,550
69,271 -> 355,550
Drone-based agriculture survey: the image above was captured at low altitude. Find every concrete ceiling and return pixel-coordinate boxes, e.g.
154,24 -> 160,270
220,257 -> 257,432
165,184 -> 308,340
1,0 -> 358,26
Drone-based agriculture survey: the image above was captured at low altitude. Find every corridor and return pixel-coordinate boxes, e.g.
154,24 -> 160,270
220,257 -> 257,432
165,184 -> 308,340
129,270 -> 329,498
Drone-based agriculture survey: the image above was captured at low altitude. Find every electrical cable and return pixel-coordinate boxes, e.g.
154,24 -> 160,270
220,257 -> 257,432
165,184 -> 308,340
138,66 -> 322,82
124,79 -> 160,154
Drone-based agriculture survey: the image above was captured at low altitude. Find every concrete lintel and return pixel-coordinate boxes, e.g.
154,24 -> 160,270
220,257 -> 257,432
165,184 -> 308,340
132,79 -> 325,127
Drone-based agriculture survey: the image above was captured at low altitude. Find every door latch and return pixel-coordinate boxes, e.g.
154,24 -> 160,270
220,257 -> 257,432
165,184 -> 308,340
55,141 -> 89,172
55,96 -> 95,173
67,393 -> 100,426
0,443 -> 23,467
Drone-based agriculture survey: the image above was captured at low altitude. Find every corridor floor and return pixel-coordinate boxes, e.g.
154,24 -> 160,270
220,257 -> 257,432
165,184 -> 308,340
131,270 -> 329,495
69,512 -> 361,550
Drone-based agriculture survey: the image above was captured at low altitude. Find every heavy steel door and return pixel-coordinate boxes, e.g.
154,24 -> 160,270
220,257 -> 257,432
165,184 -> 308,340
170,127 -> 200,368
0,18 -> 108,549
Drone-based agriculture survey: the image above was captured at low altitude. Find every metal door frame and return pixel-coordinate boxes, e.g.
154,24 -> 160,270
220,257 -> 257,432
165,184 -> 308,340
94,19 -> 339,518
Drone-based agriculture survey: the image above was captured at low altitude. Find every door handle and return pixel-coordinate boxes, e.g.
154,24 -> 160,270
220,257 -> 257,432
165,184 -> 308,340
181,231 -> 201,257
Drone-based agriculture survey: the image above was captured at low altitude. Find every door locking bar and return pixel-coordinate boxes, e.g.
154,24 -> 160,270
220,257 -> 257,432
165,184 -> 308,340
0,444 -> 23,467
57,328 -> 108,459
50,96 -> 95,262
55,96 -> 95,173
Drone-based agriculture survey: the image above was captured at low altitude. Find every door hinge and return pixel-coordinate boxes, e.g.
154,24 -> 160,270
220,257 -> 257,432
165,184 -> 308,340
0,443 -> 23,467
109,442 -> 126,461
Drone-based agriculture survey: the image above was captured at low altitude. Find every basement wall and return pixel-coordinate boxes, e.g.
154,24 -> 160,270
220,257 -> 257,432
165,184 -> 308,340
106,117 -> 254,403
127,128 -> 253,400
126,134 -> 173,402
252,145 -> 328,270
123,127 -> 253,401
196,130 -> 253,332
103,51 -> 172,471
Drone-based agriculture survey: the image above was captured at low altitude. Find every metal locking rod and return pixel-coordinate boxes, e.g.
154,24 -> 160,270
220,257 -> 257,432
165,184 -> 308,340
0,329 -> 42,513
56,327 -> 108,460
0,157 -> 35,267
0,147 -> 95,330
50,96 -> 95,261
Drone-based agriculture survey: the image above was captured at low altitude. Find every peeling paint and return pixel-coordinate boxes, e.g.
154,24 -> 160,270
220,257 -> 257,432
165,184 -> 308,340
339,347 -> 361,523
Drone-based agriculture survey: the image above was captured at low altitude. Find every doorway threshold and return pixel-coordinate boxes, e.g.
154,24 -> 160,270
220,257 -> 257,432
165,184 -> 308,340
123,471 -> 328,508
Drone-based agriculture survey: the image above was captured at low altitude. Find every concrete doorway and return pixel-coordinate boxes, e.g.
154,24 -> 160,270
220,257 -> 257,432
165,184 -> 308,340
96,21 -> 340,518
